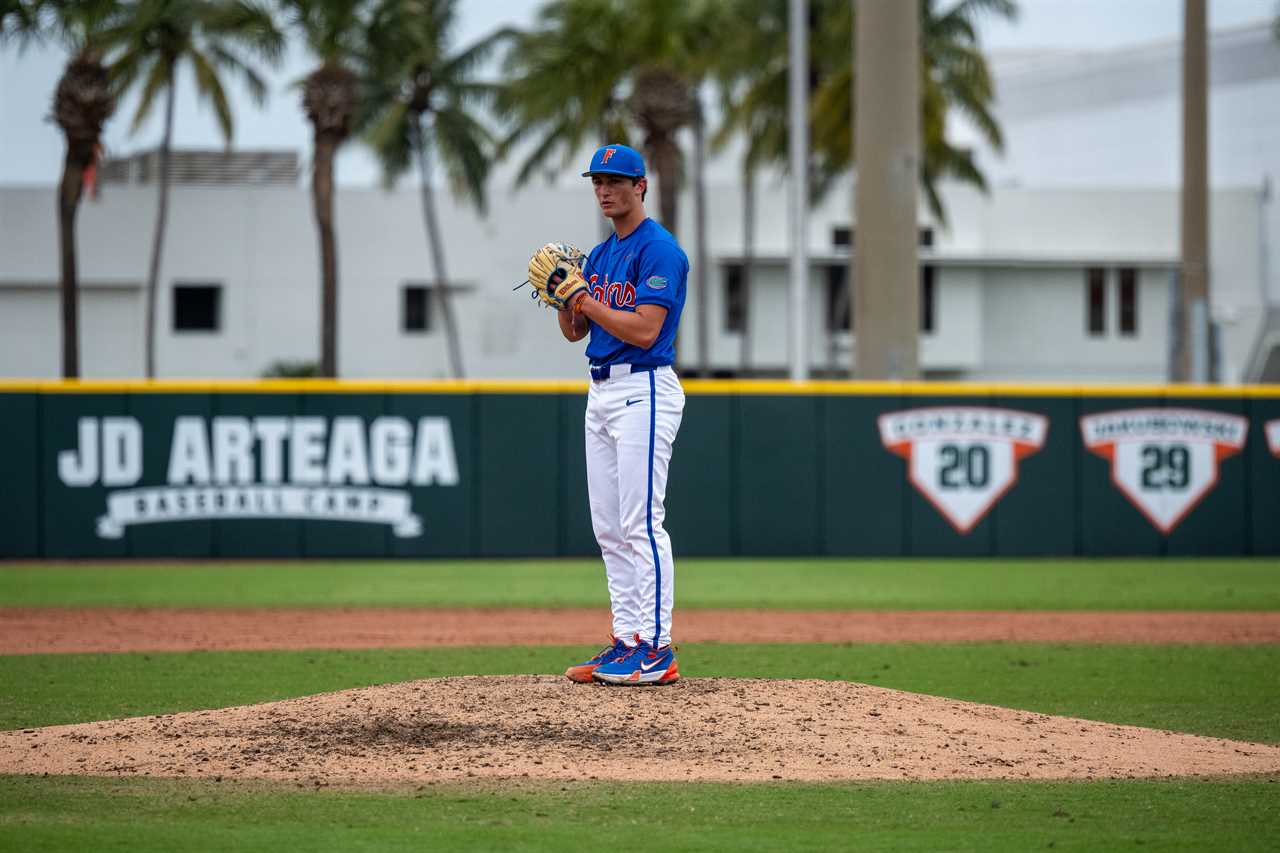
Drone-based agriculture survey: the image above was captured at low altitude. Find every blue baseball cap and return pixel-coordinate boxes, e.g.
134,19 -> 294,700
582,143 -> 645,178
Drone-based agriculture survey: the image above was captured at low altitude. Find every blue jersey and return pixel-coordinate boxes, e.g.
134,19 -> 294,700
582,218 -> 688,367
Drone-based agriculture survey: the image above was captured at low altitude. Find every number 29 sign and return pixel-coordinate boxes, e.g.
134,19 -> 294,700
1080,408 -> 1248,533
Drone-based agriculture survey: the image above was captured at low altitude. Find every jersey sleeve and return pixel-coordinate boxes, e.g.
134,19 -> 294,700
633,241 -> 686,309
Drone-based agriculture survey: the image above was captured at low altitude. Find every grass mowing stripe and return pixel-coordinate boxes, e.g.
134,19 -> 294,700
2,558 -> 1279,609
3,643 -> 1277,744
2,774 -> 1278,853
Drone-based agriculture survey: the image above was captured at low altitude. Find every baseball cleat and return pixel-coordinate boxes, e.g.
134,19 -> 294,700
591,636 -> 679,685
564,635 -> 631,683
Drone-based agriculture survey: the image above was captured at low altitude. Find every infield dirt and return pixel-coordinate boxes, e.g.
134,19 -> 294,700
4,607 -> 1279,654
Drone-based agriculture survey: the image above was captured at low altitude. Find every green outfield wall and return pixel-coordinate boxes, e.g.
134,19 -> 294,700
2,380 -> 1278,558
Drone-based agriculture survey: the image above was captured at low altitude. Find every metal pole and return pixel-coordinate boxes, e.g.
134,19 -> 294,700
694,101 -> 709,377
1179,0 -> 1209,382
788,0 -> 809,381
854,0 -> 920,380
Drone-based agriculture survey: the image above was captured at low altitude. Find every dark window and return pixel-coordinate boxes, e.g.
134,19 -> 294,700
1086,267 -> 1106,336
826,264 -> 851,332
724,264 -> 746,333
173,284 -> 220,332
403,285 -> 431,332
918,227 -> 934,248
1119,267 -> 1138,335
920,265 -> 936,333
832,226 -> 852,249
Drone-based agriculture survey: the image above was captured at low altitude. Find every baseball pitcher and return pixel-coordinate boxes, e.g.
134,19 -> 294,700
525,143 -> 688,685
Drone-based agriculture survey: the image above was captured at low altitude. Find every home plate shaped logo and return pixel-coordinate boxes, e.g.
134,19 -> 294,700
878,407 -> 1048,534
1080,408 -> 1247,534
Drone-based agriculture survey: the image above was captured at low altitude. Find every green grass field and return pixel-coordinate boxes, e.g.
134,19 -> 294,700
3,558 -> 1279,851
3,557 -> 1278,609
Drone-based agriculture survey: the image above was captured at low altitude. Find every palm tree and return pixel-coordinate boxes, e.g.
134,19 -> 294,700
711,0 -> 1012,374
811,0 -> 1016,220
101,0 -> 282,378
3,0 -> 119,379
716,0 -> 1013,225
709,0 -> 792,374
359,0 -> 508,379
498,0 -> 719,237
281,0 -> 370,378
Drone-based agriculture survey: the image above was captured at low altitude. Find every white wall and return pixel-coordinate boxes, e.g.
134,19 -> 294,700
977,266 -> 1169,381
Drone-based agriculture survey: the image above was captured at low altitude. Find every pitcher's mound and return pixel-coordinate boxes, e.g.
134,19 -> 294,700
4,676 -> 1279,785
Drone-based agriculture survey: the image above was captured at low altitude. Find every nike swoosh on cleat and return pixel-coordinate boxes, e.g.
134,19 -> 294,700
639,657 -> 668,672
625,398 -> 644,406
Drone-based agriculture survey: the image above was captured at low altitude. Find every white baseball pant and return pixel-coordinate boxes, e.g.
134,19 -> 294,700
584,364 -> 684,648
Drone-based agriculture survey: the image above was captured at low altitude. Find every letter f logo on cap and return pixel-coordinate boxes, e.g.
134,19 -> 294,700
582,144 -> 646,178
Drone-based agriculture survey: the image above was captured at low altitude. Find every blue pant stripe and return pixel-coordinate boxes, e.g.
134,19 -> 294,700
647,370 -> 661,647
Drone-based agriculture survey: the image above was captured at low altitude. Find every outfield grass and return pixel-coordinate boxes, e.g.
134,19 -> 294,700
3,643 -> 1277,743
3,774 -> 1278,852
2,557 -> 1279,609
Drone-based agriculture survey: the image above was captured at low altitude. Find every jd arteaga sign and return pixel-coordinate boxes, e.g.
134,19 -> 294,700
57,416 -> 458,539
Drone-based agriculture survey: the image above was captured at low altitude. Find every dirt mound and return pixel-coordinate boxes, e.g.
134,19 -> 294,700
4,676 -> 1279,785
5,608 -> 1278,654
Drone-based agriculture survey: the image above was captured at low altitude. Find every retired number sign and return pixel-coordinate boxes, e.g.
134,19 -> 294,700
878,407 -> 1048,534
1079,408 -> 1247,533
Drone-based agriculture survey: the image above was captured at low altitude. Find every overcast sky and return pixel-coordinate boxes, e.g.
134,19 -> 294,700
0,0 -> 1274,186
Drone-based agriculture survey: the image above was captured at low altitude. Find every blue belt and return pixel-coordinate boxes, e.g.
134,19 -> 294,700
590,364 -> 656,382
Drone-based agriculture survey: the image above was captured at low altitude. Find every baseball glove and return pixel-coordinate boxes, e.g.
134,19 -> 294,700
525,242 -> 590,310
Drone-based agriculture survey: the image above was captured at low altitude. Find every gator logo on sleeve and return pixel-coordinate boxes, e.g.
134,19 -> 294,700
645,276 -> 668,290
878,407 -> 1048,534
1080,408 -> 1247,534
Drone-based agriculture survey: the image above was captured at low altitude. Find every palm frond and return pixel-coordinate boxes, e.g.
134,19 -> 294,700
433,103 -> 491,211
189,46 -> 233,142
127,56 -> 169,134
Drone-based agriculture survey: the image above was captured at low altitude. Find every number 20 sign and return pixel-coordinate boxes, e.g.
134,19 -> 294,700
878,407 -> 1049,534
1080,408 -> 1248,533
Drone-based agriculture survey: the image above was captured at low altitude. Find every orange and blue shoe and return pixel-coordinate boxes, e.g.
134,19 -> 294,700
564,635 -> 631,683
591,636 -> 679,686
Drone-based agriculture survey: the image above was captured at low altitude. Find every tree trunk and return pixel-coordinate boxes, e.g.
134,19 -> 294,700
313,134 -> 339,377
57,144 -> 91,379
693,103 -> 708,377
412,116 -> 464,379
651,139 -> 680,236
741,164 -> 755,375
144,80 -> 176,380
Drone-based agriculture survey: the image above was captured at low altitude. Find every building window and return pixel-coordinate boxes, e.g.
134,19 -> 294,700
173,284 -> 220,332
724,264 -> 746,332
826,264 -> 851,332
403,284 -> 431,332
920,265 -> 936,333
1118,267 -> 1138,335
1086,267 -> 1106,336
832,226 -> 852,249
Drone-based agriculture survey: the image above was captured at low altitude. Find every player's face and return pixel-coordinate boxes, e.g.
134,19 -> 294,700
592,175 -> 644,219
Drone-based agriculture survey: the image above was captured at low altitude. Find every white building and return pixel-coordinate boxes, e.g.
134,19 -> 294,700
1,21 -> 1277,382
